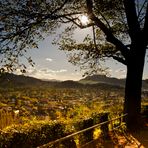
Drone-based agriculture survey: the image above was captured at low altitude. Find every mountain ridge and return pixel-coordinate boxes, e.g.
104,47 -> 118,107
79,74 -> 125,86
0,73 -> 147,89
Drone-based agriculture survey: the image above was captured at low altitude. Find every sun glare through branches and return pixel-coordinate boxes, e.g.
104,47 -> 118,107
80,15 -> 89,25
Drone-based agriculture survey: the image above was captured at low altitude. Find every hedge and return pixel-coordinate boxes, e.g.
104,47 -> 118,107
0,112 -> 110,148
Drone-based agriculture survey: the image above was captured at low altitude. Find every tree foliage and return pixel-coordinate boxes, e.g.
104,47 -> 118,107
0,0 -> 147,74
0,0 -> 147,88
0,0 -> 65,72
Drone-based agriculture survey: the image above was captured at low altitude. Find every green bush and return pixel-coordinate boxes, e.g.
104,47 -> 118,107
0,121 -> 68,148
74,117 -> 94,146
0,112 -> 111,148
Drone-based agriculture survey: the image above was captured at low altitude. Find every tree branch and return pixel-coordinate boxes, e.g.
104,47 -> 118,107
137,0 -> 147,19
0,11 -> 83,43
86,0 -> 129,60
92,25 -> 97,50
64,16 -> 94,29
123,0 -> 140,40
112,56 -> 127,65
143,2 -> 148,46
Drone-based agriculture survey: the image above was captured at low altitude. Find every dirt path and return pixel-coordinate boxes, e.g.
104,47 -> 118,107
102,126 -> 148,148
83,126 -> 148,148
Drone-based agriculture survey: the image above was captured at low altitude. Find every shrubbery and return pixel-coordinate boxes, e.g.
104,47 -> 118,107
0,113 -> 110,148
0,121 -> 67,148
74,117 -> 94,146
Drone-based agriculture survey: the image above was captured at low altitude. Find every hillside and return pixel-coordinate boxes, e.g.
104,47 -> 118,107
0,73 -> 123,89
80,75 -> 148,90
0,73 -> 84,88
0,73 -> 147,89
0,73 -> 57,87
79,75 -> 125,86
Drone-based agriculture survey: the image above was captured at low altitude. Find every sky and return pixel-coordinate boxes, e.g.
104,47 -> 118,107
18,27 -> 148,81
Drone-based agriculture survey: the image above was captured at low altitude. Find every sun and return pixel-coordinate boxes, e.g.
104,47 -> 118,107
80,15 -> 89,25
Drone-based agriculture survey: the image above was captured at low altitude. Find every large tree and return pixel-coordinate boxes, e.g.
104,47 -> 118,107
0,0 -> 148,130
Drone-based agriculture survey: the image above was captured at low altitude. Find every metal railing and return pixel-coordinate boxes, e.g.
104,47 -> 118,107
38,114 -> 127,148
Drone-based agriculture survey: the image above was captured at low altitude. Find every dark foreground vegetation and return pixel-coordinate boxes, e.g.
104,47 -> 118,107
0,74 -> 148,147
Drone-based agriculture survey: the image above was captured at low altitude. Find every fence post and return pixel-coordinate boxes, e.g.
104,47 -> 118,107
100,113 -> 109,139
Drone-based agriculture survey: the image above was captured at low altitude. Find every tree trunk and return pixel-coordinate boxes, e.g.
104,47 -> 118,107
124,44 -> 146,131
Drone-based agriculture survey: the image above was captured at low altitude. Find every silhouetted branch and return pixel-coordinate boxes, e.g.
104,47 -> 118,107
137,0 -> 147,19
86,0 -> 129,61
64,16 -> 94,29
143,2 -> 148,46
112,56 -> 127,65
123,0 -> 140,40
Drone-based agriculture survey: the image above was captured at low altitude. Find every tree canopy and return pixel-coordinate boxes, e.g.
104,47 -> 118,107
1,0 -> 147,74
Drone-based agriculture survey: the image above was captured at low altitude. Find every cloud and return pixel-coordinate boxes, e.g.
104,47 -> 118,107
18,66 -> 68,80
40,68 -> 67,73
115,68 -> 126,78
107,68 -> 113,72
15,66 -> 82,81
58,69 -> 67,73
115,69 -> 126,73
71,72 -> 81,75
45,58 -> 53,62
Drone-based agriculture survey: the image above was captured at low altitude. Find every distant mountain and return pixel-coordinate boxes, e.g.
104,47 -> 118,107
142,79 -> 148,90
0,73 -> 57,87
79,74 -> 148,89
57,80 -> 83,88
79,75 -> 125,86
42,79 -> 61,82
0,73 -> 83,89
0,73 -> 147,90
144,79 -> 148,84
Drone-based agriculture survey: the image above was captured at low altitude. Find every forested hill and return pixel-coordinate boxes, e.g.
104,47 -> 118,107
0,73 -> 148,89
80,75 -> 148,90
79,75 -> 125,86
0,73 -> 57,87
